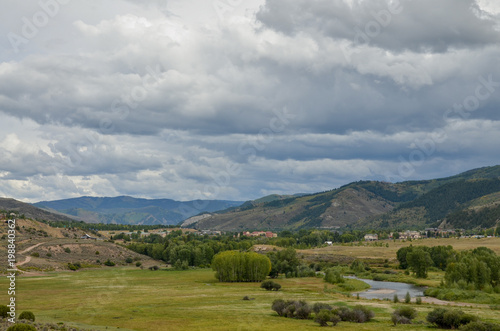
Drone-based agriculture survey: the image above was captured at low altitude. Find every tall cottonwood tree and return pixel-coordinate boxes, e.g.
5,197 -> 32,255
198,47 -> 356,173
212,251 -> 271,282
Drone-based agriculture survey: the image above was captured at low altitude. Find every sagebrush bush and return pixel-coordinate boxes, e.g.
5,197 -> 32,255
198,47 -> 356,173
314,309 -> 340,327
271,299 -> 287,316
104,259 -> 115,266
6,324 -> 37,331
312,302 -> 332,314
394,306 -> 417,320
0,305 -> 8,318
18,311 -> 35,322
460,321 -> 500,331
426,308 -> 477,329
392,306 -> 417,325
335,305 -> 374,323
272,300 -> 311,319
261,280 -> 281,291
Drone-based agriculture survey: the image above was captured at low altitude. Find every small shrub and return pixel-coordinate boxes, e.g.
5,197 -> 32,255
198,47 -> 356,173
261,280 -> 281,291
393,294 -> 399,303
136,262 -> 142,267
46,253 -> 52,257
392,314 -> 411,325
0,304 -> 9,318
426,308 -> 477,329
95,251 -> 100,255
18,311 -> 35,321
325,267 -> 344,284
67,263 -> 79,271
64,247 -> 71,253
272,299 -> 287,316
329,313 -> 341,326
30,252 -> 39,258
6,324 -> 37,331
336,305 -> 374,323
315,309 -> 342,327
392,306 -> 417,325
272,300 -> 310,319
405,291 -> 411,303
415,297 -> 422,305
104,259 -> 115,266
149,265 -> 159,271
443,310 -> 467,330
395,306 -> 417,320
312,302 -> 332,314
125,257 -> 133,263
460,321 -> 500,331
295,304 -> 312,320
426,308 -> 448,327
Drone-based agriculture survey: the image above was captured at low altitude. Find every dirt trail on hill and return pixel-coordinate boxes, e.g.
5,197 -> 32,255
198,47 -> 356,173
18,242 -> 43,255
16,242 -> 44,267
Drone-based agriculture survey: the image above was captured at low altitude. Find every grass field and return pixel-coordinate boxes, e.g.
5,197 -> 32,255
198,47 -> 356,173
299,237 -> 500,262
2,267 -> 500,331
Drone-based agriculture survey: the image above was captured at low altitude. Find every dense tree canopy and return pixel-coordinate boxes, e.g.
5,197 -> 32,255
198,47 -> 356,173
445,247 -> 500,289
211,251 -> 271,282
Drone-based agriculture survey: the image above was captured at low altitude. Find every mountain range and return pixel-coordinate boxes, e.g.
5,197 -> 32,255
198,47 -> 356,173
2,165 -> 500,231
180,165 -> 500,231
33,196 -> 244,225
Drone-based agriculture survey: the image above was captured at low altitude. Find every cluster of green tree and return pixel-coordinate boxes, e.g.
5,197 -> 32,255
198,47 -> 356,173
127,232 -> 254,268
288,202 -> 332,228
396,245 -> 456,278
444,247 -> 500,290
211,251 -> 271,282
397,178 -> 500,223
446,204 -> 500,230
41,219 -> 173,231
262,197 -> 297,208
271,229 -> 366,248
356,181 -> 417,202
324,267 -> 345,284
266,247 -> 314,278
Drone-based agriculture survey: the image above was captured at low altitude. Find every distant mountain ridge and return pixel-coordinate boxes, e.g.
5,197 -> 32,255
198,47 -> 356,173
181,165 -> 500,231
34,196 -> 244,225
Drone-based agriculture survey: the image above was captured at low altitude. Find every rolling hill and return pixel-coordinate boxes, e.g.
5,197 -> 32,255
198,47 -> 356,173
33,196 -> 244,225
181,165 -> 500,231
0,198 -> 77,223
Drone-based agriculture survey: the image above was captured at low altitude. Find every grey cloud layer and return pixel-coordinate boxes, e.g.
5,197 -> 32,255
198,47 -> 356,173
257,0 -> 500,52
0,0 -> 499,202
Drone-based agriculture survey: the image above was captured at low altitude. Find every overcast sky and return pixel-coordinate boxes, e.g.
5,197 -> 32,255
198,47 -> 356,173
1,0 -> 500,203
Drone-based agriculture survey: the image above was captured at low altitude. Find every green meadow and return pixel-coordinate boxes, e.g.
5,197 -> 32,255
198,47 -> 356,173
2,267 -> 500,330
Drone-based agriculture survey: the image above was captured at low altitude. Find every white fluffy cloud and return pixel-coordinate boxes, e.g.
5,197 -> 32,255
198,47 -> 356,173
0,0 -> 500,202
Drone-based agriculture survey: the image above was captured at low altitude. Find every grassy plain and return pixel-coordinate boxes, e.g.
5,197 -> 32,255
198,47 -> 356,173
0,267 -> 499,331
2,237 -> 500,330
299,237 -> 500,262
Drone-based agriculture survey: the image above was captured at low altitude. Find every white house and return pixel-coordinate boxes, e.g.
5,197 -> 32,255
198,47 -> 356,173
364,234 -> 378,241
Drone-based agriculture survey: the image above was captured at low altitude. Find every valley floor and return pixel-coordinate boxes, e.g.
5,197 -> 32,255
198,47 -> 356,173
1,268 -> 500,331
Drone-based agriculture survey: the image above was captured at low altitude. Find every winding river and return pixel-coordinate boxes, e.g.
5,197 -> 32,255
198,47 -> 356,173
347,276 -> 426,300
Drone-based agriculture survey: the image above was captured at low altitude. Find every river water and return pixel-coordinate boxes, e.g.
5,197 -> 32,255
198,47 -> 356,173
347,276 -> 426,300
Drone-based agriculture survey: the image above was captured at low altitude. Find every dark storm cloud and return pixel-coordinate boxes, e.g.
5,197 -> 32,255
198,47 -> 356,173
256,0 -> 500,52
